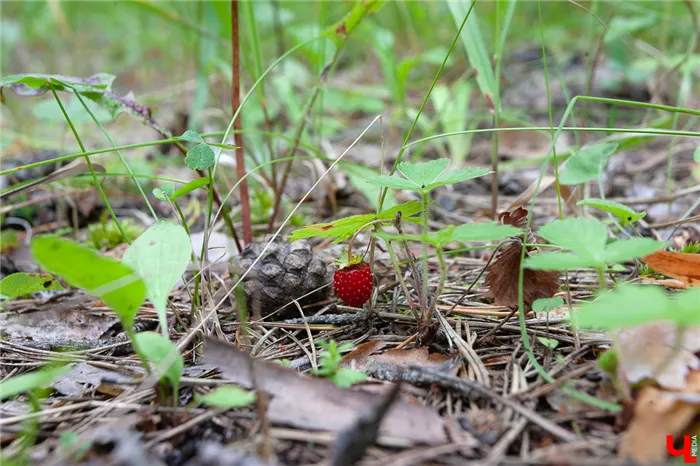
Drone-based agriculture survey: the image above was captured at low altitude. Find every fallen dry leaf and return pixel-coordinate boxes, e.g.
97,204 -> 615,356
484,208 -> 560,309
202,337 -> 448,447
619,371 -> 700,463
0,308 -> 118,343
617,322 -> 700,389
643,250 -> 700,287
340,340 -> 453,372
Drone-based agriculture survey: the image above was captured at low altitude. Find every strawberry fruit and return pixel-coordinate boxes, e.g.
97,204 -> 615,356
333,256 -> 373,308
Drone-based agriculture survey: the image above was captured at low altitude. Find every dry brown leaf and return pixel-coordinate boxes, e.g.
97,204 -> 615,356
643,250 -> 700,287
619,371 -> 700,463
202,337 -> 448,447
484,208 -> 560,309
372,347 -> 452,369
0,308 -> 118,343
617,322 -> 700,389
340,340 -> 386,364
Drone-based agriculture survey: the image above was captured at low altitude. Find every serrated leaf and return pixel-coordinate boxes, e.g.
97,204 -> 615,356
576,284 -> 671,329
195,385 -> 256,408
577,198 -> 646,225
538,217 -> 608,260
184,143 -> 215,170
397,159 -> 450,187
0,272 -> 64,299
134,331 -> 183,394
153,182 -> 175,200
172,178 -> 210,200
31,236 -> 146,332
0,365 -> 71,400
603,238 -> 665,265
430,166 -> 492,189
288,200 -> 422,243
533,296 -> 564,313
122,220 -> 191,335
178,130 -> 204,144
559,143 -> 618,185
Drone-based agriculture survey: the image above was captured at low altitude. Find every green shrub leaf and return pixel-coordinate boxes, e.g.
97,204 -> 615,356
577,198 -> 645,225
559,143 -> 618,185
31,236 -> 146,331
195,386 -> 256,408
122,220 -> 191,335
0,272 -> 64,299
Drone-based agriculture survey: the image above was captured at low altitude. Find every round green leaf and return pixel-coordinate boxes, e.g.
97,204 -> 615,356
184,143 -> 215,170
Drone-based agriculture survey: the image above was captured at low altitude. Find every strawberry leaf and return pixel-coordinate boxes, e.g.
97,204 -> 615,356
397,159 -> 450,187
288,200 -> 421,243
359,158 -> 491,192
559,143 -> 618,185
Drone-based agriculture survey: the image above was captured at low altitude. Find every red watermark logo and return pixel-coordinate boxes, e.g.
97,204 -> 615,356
667,435 -> 698,463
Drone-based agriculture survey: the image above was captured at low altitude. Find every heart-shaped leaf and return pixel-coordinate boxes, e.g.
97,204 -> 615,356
122,220 -> 191,336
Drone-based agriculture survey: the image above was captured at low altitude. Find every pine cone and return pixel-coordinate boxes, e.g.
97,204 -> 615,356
231,235 -> 329,317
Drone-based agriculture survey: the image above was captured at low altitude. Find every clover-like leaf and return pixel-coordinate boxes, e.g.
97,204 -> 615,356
559,143 -> 618,185
122,220 -> 192,336
0,272 -> 64,299
577,198 -> 645,225
31,236 -> 146,332
184,143 -> 215,170
195,385 -> 256,408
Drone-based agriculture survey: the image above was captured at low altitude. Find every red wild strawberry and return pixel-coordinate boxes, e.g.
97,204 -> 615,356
333,255 -> 373,308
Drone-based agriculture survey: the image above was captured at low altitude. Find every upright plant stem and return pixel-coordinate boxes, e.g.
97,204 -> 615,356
421,190 -> 430,314
232,0 -> 252,245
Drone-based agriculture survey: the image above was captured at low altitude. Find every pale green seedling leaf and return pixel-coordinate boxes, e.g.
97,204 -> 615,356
171,178 -> 210,200
559,143 -> 618,185
0,272 -> 64,299
134,331 -> 183,395
177,130 -> 204,144
533,296 -> 564,313
537,337 -> 559,349
195,385 -> 256,408
331,368 -> 367,388
538,217 -> 608,260
576,284 -> 670,329
577,198 -> 646,225
184,143 -> 215,170
122,220 -> 191,336
0,365 -> 71,400
396,159 -> 450,187
153,182 -> 175,200
603,238 -> 665,265
289,200 -> 421,243
31,236 -> 146,331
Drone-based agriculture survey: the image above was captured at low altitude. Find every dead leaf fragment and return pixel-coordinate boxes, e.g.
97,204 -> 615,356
617,322 -> 700,389
643,250 -> 700,287
619,371 -> 700,463
340,340 -> 453,373
0,308 -> 118,343
202,337 -> 448,446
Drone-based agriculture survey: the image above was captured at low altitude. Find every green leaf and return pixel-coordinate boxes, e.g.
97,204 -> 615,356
397,159 -> 450,187
177,130 -> 204,144
430,166 -> 492,189
172,178 -> 210,200
524,252 -> 601,270
288,200 -> 422,243
576,284 -> 671,329
694,146 -> 700,163
602,238 -> 665,264
331,368 -> 367,388
322,0 -> 387,47
31,236 -> 146,331
537,337 -> 559,349
538,217 -> 608,260
195,385 -> 256,408
122,220 -> 191,335
184,143 -> 215,170
153,182 -> 175,200
559,143 -> 618,185
671,288 -> 700,327
134,331 -> 183,394
577,198 -> 645,225
447,2 -> 497,111
0,272 -> 64,299
358,173 -> 419,191
533,296 -> 564,313
0,365 -> 71,401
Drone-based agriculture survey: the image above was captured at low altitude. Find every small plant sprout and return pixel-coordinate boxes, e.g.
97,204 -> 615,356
313,340 -> 367,388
